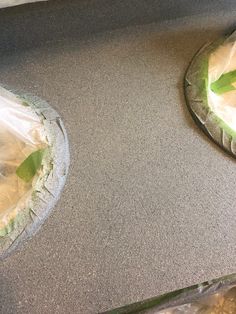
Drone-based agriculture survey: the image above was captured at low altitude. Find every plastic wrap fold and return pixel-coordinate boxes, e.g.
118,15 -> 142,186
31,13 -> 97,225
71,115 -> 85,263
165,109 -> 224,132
185,30 -> 236,157
0,0 -> 46,9
0,86 -> 69,259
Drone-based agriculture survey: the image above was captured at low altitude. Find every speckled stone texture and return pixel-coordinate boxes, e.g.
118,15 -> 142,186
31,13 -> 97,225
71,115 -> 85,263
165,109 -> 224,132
1,1 -> 236,313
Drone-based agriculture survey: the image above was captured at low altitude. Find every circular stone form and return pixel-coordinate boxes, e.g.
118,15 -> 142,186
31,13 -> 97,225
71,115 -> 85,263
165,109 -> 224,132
185,30 -> 236,157
0,86 -> 69,259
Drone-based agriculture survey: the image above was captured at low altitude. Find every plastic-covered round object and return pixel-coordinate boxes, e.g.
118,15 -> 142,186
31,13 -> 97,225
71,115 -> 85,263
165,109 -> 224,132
185,30 -> 236,157
0,86 -> 69,259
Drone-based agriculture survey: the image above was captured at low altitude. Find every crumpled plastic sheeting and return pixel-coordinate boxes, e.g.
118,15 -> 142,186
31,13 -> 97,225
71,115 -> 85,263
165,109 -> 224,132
0,128 -> 31,221
0,90 -> 46,146
0,88 -> 46,225
158,287 -> 236,314
0,0 -> 47,9
185,30 -> 236,158
0,86 -> 69,259
208,33 -> 236,133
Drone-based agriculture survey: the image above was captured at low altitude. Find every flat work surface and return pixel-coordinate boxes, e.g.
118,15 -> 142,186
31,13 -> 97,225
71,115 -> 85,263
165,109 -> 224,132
1,2 -> 236,313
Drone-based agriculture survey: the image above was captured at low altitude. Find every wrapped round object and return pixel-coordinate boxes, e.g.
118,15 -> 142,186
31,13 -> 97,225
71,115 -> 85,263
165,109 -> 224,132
0,86 -> 69,259
185,30 -> 236,157
0,0 -> 46,9
106,273 -> 236,314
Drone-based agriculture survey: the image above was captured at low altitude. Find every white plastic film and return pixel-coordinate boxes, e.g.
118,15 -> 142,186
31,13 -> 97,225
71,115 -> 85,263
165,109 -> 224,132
0,89 -> 46,224
158,286 -> 236,314
0,0 -> 47,9
208,40 -> 236,132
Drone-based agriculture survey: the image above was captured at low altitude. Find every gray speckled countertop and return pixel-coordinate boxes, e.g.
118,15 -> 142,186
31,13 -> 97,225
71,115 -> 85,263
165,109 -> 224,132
1,1 -> 236,313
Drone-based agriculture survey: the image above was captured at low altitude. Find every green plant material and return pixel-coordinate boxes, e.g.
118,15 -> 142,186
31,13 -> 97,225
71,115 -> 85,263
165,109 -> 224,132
16,149 -> 45,183
211,70 -> 236,95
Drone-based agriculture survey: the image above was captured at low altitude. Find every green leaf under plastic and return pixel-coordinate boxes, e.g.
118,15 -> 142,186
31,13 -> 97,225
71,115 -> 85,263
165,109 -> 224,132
16,149 -> 45,183
211,69 -> 236,95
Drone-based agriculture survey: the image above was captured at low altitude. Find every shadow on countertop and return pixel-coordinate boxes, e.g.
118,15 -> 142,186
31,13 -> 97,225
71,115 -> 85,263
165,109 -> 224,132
1,0 -> 236,54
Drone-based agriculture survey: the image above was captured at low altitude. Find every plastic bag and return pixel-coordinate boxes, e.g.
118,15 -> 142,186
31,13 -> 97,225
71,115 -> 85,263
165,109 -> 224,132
0,0 -> 46,9
207,32 -> 236,133
158,286 -> 236,313
185,30 -> 236,158
0,85 -> 69,258
0,88 -> 46,222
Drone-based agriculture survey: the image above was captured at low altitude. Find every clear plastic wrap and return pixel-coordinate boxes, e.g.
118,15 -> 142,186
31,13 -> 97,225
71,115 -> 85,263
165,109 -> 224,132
0,85 -> 69,259
185,30 -> 236,158
208,34 -> 236,133
158,286 -> 236,314
0,88 -> 46,228
0,0 -> 46,9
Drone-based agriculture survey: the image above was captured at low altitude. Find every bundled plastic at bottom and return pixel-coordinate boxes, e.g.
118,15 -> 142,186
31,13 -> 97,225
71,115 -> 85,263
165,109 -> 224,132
104,273 -> 236,313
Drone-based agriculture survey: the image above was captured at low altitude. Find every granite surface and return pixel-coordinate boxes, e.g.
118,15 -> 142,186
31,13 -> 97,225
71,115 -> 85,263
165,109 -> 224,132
1,1 -> 236,313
